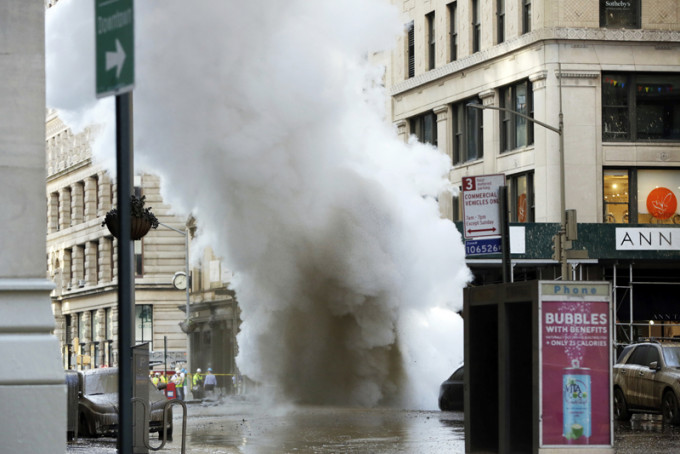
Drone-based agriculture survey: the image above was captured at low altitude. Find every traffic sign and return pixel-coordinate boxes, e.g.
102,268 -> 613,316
96,0 -> 134,98
461,174 -> 505,239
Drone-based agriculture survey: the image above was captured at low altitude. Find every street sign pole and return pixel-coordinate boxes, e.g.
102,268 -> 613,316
95,1 -> 135,452
116,92 -> 134,454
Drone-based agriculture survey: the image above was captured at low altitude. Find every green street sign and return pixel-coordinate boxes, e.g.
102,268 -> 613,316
95,0 -> 134,98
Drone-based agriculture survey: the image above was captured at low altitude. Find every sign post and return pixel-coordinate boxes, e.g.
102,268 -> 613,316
95,1 -> 135,452
539,281 -> 613,452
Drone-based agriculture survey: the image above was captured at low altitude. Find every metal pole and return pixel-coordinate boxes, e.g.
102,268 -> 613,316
116,91 -> 134,454
499,186 -> 511,283
467,98 -> 568,279
157,221 -> 191,371
557,64 -> 569,280
164,336 -> 167,381
185,230 -> 191,373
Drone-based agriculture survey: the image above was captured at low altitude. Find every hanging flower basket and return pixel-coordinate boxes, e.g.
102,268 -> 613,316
102,195 -> 159,240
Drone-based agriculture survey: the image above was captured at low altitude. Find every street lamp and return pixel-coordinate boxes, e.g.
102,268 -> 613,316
158,222 -> 191,326
466,99 -> 569,280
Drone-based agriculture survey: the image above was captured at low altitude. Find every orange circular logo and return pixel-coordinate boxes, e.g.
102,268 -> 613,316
646,187 -> 677,220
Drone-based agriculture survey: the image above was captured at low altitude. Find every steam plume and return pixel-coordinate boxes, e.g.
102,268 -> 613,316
46,0 -> 471,409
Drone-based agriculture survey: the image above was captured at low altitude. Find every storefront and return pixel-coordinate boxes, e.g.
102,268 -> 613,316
459,222 -> 680,347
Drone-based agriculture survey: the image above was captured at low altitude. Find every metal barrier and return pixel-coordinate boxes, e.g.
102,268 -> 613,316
131,397 -> 187,453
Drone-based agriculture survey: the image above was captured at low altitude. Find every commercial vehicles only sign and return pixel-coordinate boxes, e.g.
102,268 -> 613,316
95,0 -> 134,98
461,174 -> 505,239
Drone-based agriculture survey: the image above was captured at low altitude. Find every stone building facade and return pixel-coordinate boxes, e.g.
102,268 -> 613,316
384,0 -> 680,343
46,111 -> 190,372
1,2 -> 65,452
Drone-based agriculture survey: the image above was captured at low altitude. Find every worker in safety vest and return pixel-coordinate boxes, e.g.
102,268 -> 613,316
152,372 -> 161,387
173,368 -> 185,400
192,368 -> 204,399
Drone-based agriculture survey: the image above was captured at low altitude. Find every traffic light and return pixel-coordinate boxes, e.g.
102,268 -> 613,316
551,234 -> 562,262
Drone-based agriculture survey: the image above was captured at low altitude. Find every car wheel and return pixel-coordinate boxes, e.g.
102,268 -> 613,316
613,388 -> 631,421
662,390 -> 680,425
78,413 -> 91,438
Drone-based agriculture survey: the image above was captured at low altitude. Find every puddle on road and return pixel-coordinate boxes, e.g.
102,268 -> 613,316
185,406 -> 465,453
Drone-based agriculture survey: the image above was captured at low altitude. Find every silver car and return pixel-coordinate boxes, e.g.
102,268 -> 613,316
613,342 -> 680,424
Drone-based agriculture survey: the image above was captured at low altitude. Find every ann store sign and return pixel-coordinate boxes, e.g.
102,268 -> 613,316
616,227 -> 680,251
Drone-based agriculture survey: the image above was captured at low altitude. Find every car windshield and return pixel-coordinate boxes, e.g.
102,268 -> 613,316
84,372 -> 118,395
662,346 -> 680,367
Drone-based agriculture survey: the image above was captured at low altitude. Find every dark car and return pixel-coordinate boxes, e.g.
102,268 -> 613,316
77,368 -> 173,438
613,342 -> 680,425
438,364 -> 464,411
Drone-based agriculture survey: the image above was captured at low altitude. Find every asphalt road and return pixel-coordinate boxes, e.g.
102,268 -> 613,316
66,396 -> 680,453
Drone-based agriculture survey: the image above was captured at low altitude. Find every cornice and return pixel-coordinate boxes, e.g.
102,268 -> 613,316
390,27 -> 680,96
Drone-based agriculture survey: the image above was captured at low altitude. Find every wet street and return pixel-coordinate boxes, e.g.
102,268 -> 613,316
67,396 -> 680,453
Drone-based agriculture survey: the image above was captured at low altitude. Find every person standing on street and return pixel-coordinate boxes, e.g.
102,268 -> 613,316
192,368 -> 204,399
203,368 -> 217,398
173,368 -> 184,400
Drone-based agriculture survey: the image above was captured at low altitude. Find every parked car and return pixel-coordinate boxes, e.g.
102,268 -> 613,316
438,364 -> 464,411
613,341 -> 680,424
77,367 -> 173,439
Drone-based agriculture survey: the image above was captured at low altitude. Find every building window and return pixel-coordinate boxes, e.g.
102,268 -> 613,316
135,304 -> 153,347
604,169 -> 630,223
453,98 -> 483,164
427,11 -> 435,70
410,111 -> 438,146
604,168 -> 680,224
522,0 -> 532,34
77,312 -> 85,345
448,2 -> 457,62
500,80 -> 534,152
472,0 -> 481,53
407,21 -> 415,79
600,0 -> 640,29
134,240 -> 143,277
91,310 -> 100,368
105,307 -> 113,367
497,0 -> 505,44
507,172 -> 534,222
452,187 -> 463,221
602,73 -> 680,142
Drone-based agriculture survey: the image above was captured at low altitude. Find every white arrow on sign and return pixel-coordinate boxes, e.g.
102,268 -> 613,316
105,39 -> 126,79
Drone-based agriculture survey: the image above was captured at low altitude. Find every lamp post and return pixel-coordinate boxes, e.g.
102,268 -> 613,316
158,221 -> 191,369
467,99 -> 569,280
158,222 -> 190,320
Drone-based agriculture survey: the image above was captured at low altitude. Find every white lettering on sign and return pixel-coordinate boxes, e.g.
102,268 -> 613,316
616,228 -> 680,251
97,9 -> 133,35
461,174 -> 505,239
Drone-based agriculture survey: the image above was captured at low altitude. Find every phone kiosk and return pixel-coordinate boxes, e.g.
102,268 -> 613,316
464,281 -> 614,454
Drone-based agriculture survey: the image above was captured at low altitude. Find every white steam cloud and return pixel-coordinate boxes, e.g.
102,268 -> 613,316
46,0 -> 471,409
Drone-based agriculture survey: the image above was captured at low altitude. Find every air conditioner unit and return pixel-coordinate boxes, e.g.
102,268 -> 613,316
78,279 -> 86,288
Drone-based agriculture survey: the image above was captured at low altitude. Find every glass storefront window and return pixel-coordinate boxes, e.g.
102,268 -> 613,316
637,169 -> 680,224
604,168 -> 680,224
604,169 -> 629,223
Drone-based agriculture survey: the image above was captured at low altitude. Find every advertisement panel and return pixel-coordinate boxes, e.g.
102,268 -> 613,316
539,281 -> 613,449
